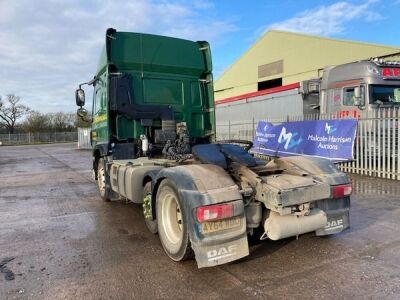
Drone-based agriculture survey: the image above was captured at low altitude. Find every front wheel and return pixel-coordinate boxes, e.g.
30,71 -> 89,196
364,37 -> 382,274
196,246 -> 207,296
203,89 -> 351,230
156,179 -> 193,261
97,158 -> 110,201
143,182 -> 158,234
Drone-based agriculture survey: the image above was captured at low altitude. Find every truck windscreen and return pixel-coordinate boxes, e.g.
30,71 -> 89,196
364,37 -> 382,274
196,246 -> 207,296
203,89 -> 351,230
370,85 -> 400,104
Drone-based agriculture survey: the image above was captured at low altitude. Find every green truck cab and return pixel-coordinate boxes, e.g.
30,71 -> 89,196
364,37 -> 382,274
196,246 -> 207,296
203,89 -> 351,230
77,28 -> 214,154
76,29 -> 352,268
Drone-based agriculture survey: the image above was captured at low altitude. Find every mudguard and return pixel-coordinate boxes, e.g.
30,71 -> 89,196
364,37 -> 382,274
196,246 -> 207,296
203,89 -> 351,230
154,164 -> 249,268
93,143 -> 109,158
267,156 -> 350,185
92,143 -> 110,179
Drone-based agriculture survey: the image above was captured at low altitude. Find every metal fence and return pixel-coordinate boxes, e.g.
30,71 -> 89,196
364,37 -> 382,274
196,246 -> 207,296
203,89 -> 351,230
0,132 -> 78,146
216,108 -> 400,180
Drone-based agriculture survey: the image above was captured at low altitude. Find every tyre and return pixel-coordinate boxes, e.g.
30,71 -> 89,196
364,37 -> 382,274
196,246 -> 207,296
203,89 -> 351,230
97,158 -> 110,202
156,179 -> 193,261
142,182 -> 158,234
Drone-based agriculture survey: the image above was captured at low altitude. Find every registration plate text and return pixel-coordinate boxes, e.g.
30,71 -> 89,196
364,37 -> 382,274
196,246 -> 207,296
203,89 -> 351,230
201,217 -> 241,234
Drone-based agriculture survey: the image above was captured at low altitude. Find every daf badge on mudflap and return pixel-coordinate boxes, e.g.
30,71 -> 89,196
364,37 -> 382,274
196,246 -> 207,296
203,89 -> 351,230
207,245 -> 237,262
325,218 -> 344,231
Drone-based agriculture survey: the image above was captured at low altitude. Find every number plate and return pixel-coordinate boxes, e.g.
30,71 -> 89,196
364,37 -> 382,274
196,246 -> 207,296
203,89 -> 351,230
201,217 -> 241,234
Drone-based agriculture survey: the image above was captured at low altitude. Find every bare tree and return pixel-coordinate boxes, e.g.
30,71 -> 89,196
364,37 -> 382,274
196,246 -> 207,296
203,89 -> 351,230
22,111 -> 50,133
22,111 -> 80,133
0,94 -> 30,134
48,112 -> 75,131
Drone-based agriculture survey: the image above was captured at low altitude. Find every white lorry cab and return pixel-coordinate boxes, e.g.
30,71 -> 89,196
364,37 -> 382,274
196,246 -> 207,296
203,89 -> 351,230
318,57 -> 400,118
216,55 -> 400,122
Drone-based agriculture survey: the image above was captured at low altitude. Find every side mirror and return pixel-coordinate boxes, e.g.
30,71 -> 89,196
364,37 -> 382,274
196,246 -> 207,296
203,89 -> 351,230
354,87 -> 361,99
75,89 -> 85,107
77,107 -> 88,118
353,86 -> 365,107
77,108 -> 93,123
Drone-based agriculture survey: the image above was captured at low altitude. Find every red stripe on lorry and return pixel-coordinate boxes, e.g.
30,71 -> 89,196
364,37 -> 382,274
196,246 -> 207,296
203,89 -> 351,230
215,82 -> 300,105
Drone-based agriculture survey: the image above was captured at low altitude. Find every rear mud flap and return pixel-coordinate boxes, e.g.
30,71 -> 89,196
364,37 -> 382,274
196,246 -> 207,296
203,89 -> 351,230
315,210 -> 350,236
192,235 -> 249,268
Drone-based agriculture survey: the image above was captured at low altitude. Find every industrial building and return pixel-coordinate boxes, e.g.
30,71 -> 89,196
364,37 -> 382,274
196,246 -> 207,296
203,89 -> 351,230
214,30 -> 400,101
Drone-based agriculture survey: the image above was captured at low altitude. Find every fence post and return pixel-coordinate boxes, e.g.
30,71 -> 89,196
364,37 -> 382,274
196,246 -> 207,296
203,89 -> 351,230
252,118 -> 255,139
228,120 -> 231,140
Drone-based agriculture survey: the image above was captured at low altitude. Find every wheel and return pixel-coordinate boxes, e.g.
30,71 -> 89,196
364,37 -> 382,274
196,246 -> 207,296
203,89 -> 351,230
142,182 -> 158,234
156,179 -> 193,261
97,158 -> 110,201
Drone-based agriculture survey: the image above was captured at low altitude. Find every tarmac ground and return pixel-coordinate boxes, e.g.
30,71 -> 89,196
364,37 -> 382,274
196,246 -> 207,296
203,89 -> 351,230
0,143 -> 399,299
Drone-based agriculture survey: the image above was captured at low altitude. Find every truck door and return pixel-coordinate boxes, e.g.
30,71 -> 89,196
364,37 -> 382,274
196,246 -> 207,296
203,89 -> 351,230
325,88 -> 342,116
92,84 -> 108,145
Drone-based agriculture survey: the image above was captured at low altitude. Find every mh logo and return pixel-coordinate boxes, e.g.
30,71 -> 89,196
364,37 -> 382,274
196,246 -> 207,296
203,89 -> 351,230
278,127 -> 302,150
325,122 -> 337,134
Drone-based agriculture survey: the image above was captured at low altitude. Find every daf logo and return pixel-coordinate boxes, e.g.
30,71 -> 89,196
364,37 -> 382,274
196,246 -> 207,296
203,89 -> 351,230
325,219 -> 343,230
207,245 -> 237,261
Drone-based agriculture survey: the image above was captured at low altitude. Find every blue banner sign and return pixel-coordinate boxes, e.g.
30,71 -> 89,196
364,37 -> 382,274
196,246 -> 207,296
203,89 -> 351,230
252,119 -> 358,162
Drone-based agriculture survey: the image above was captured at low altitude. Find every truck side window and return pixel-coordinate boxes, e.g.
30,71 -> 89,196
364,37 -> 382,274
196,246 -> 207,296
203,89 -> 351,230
94,88 -> 102,113
101,92 -> 106,111
343,87 -> 363,106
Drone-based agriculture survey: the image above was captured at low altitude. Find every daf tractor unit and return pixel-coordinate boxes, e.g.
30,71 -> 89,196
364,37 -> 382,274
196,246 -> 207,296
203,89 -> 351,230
215,54 -> 400,122
75,28 -> 352,268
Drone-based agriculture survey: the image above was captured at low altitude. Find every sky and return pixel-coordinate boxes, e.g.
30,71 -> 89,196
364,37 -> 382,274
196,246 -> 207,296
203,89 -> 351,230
0,0 -> 399,113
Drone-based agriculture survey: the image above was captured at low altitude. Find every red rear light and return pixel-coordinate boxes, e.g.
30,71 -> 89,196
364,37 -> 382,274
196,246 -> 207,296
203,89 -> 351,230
382,68 -> 393,77
381,68 -> 400,77
332,184 -> 352,198
196,203 -> 234,222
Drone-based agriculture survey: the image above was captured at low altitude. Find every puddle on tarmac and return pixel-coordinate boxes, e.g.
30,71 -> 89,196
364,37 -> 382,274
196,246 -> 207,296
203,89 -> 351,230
350,175 -> 400,197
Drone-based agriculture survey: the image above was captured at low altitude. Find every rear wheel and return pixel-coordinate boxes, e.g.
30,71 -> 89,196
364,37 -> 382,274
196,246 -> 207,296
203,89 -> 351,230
143,182 -> 158,234
97,158 -> 110,202
156,179 -> 193,261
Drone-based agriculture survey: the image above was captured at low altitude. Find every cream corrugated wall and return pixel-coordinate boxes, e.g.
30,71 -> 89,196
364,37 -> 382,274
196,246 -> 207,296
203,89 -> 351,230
215,31 -> 400,100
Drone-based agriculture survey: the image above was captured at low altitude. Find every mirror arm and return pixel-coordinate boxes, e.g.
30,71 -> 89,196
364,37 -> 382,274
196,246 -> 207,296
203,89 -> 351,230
78,76 -> 98,89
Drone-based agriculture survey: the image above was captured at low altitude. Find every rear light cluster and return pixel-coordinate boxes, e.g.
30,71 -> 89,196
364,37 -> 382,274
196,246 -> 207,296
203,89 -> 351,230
332,184 -> 352,198
381,68 -> 400,77
196,203 -> 234,223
